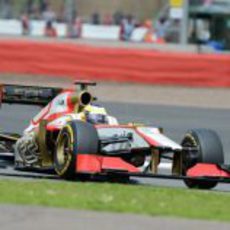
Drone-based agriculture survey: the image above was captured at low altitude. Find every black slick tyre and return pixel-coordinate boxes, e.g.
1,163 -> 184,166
181,129 -> 224,190
54,120 -> 99,180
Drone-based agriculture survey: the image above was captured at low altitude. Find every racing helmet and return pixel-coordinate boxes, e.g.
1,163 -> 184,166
84,104 -> 108,124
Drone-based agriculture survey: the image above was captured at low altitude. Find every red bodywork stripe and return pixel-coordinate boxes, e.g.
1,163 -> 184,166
76,154 -> 140,173
32,103 -> 51,125
32,90 -> 75,126
187,163 -> 230,178
135,129 -> 160,147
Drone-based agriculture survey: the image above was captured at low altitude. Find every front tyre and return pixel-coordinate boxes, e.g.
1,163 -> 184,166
54,121 -> 99,179
181,129 -> 224,190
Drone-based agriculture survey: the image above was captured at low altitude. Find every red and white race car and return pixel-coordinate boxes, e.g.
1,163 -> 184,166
0,81 -> 229,189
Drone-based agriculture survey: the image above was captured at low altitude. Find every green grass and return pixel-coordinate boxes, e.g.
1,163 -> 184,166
0,179 -> 230,221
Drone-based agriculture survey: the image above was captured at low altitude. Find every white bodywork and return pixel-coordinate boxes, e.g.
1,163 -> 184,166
137,127 -> 182,150
24,91 -> 118,135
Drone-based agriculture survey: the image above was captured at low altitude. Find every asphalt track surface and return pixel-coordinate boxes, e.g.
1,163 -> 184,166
0,102 -> 230,192
1,205 -> 230,230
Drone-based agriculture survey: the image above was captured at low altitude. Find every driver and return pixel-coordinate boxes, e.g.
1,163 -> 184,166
81,104 -> 118,125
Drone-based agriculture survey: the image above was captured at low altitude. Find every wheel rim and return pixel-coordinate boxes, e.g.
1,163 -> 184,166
182,136 -> 199,171
56,132 -> 72,167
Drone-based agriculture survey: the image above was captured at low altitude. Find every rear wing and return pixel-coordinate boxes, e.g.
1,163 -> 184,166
74,80 -> 96,90
0,81 -> 97,106
0,84 -> 62,106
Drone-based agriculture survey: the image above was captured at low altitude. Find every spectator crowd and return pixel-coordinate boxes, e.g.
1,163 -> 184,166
22,8 -> 168,42
0,0 -> 171,42
1,0 -> 223,44
0,0 -> 229,51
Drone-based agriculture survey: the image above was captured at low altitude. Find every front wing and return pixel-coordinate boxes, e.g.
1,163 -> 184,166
0,150 -> 230,185
74,153 -> 230,184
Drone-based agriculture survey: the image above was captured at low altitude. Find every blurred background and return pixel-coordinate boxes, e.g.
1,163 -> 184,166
0,0 -> 229,51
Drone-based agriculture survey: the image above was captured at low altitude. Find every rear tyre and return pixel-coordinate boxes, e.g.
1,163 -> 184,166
54,120 -> 99,180
181,129 -> 224,189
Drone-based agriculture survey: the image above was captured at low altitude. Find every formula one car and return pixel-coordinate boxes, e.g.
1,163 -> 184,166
0,81 -> 229,190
